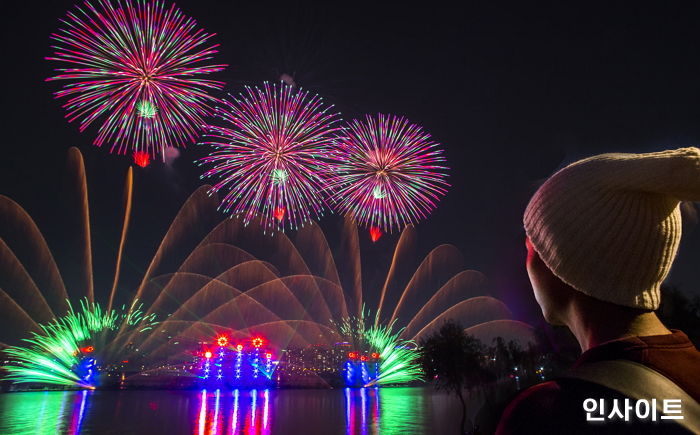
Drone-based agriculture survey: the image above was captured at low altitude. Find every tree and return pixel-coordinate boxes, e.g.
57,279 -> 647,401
420,320 -> 492,435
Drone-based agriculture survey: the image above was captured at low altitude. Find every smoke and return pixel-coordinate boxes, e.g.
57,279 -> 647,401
280,73 -> 296,88
163,147 -> 181,166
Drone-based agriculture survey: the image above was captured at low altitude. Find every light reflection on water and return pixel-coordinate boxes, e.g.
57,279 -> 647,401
0,387 -> 465,434
196,389 -> 272,435
0,389 -> 92,435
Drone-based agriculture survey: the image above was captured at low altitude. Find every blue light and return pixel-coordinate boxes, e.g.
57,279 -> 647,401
74,357 -> 97,386
345,361 -> 354,386
198,342 -> 276,387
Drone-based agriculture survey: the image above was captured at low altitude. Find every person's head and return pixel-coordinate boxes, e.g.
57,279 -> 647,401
523,147 -> 700,324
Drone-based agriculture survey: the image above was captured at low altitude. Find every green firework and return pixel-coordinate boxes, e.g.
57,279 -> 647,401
372,185 -> 387,199
136,100 -> 158,118
271,168 -> 289,185
336,308 -> 422,386
2,298 -> 157,388
365,321 -> 422,386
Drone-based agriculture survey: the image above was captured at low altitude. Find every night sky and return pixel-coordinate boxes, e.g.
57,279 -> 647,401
1,1 -> 699,326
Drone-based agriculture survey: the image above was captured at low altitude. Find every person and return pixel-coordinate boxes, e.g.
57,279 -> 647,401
496,147 -> 700,434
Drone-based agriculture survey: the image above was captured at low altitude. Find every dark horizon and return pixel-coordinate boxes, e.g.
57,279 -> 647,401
2,1 -> 699,329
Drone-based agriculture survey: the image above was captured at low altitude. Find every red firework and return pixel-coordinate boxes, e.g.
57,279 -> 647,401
274,207 -> 286,222
133,151 -> 151,168
369,226 -> 383,242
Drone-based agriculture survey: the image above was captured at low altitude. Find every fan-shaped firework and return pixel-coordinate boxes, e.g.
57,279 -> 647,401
328,114 -> 449,233
46,0 -> 227,157
2,299 -> 157,388
336,308 -> 422,386
198,82 -> 341,233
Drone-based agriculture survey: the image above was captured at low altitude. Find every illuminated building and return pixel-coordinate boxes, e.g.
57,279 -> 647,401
197,335 -> 277,388
344,352 -> 380,387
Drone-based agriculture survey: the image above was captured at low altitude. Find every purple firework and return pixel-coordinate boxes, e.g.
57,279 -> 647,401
47,0 -> 227,157
327,114 -> 449,233
198,82 -> 342,233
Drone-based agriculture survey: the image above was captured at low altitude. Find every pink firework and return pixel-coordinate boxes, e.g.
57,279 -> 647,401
198,82 -> 341,233
328,114 -> 449,233
47,0 -> 227,157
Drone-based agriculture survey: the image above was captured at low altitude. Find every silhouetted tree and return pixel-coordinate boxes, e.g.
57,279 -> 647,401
420,320 -> 492,435
491,337 -> 511,378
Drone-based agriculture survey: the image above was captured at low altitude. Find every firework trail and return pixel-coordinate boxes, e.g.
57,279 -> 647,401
335,308 -> 422,386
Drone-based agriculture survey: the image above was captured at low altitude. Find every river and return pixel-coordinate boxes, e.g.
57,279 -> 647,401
0,387 -> 475,434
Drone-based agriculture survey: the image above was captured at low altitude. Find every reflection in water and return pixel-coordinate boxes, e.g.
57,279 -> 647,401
232,390 -> 239,433
69,390 -> 91,434
0,390 -> 92,435
344,387 -> 430,435
196,389 -> 271,435
0,387 -> 459,434
380,388 -> 426,434
344,388 -> 380,434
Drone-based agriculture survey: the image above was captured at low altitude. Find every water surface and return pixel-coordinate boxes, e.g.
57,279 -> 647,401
0,387 -> 468,434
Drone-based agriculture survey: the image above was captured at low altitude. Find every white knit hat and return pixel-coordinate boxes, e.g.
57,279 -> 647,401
524,147 -> 700,310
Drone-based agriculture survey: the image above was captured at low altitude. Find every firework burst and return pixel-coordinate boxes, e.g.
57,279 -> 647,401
198,82 -> 341,233
2,299 -> 157,388
328,114 -> 449,233
364,322 -> 422,386
335,308 -> 422,386
47,0 -> 227,157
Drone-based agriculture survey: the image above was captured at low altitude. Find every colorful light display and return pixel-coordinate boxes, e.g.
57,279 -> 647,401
337,309 -> 422,387
46,0 -> 226,157
252,337 -> 264,348
363,322 -> 422,386
345,353 -> 381,387
198,82 -> 341,233
133,151 -> 151,168
2,299 -> 157,388
369,226 -> 383,242
196,389 -> 271,435
198,336 -> 277,387
328,113 -> 449,234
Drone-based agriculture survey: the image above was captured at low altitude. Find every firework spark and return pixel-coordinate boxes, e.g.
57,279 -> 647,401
336,308 -> 422,386
2,299 -> 157,388
364,322 -> 422,386
369,226 -> 382,242
198,82 -> 341,233
328,114 -> 449,233
47,0 -> 227,157
133,151 -> 151,167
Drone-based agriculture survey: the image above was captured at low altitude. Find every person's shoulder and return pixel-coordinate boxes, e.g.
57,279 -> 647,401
496,378 -> 638,434
508,380 -> 563,406
495,381 -> 564,434
503,381 -> 563,412
495,379 -> 612,434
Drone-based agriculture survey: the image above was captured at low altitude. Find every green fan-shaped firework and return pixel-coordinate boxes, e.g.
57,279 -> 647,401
335,307 -> 422,386
364,321 -> 422,386
2,299 -> 157,388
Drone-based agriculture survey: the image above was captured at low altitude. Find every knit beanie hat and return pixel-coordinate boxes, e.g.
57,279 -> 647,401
524,147 -> 700,310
